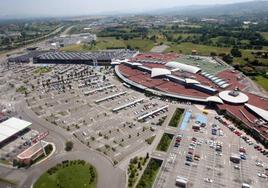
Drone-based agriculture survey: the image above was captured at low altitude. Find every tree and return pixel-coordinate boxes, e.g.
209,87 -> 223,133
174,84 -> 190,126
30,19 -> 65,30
222,54 -> 233,64
146,152 -> 149,160
210,52 -> 217,57
65,141 -> 73,151
231,47 -> 242,57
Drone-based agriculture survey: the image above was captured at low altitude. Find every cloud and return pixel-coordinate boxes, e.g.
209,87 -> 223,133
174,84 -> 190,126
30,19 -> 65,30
0,0 -> 252,17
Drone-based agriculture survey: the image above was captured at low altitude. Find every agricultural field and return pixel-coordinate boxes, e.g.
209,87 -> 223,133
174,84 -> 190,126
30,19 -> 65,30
60,37 -> 154,52
165,42 -> 230,55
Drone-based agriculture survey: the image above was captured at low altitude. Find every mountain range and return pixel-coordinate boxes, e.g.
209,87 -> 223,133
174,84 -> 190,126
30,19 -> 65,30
148,0 -> 268,16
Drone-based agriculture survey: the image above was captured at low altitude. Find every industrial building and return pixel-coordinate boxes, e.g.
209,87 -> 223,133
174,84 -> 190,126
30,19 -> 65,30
0,117 -> 31,147
33,50 -> 138,65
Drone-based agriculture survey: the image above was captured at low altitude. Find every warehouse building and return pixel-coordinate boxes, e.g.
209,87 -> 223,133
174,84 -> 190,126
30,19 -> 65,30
0,117 -> 31,147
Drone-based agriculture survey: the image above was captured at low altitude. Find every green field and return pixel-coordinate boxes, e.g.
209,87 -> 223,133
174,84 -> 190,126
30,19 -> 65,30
166,42 -> 268,66
156,133 -> 174,152
136,158 -> 162,188
60,37 -> 154,52
165,42 -> 230,55
254,76 -> 268,92
33,160 -> 97,188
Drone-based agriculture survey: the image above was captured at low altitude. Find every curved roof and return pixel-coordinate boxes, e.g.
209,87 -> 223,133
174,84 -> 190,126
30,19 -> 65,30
245,103 -> 268,122
211,77 -> 219,81
185,78 -> 200,84
214,79 -> 224,84
208,75 -> 214,79
165,61 -> 201,74
220,83 -> 230,89
217,81 -> 227,86
219,90 -> 249,104
206,96 -> 224,104
151,68 -> 171,78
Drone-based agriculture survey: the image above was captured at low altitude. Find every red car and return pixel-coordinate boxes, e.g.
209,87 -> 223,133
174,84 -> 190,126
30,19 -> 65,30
239,147 -> 246,153
176,138 -> 181,142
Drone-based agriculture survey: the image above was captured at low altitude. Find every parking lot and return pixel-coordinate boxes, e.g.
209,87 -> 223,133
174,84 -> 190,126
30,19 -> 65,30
0,62 -> 172,163
154,107 -> 268,188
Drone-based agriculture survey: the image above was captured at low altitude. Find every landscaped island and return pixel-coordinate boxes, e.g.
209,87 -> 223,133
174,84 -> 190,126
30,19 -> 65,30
33,160 -> 97,188
136,158 -> 163,188
168,108 -> 185,127
156,133 -> 174,152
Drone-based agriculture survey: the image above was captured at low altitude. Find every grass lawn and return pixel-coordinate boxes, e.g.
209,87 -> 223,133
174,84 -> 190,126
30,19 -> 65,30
169,108 -> 185,127
233,50 -> 268,65
165,42 -> 230,55
261,32 -> 268,40
34,67 -> 51,74
60,44 -> 85,52
254,76 -> 268,92
156,133 -> 174,152
34,161 -> 97,188
136,158 -> 162,188
16,86 -> 27,93
60,37 -> 154,52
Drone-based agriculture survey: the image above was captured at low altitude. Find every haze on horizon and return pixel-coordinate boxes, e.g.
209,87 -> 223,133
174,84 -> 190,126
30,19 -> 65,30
0,0 -> 261,17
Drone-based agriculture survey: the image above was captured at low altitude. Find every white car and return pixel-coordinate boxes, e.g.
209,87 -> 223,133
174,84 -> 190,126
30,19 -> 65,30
257,173 -> 267,178
189,146 -> 194,150
256,162 -> 264,167
234,165 -> 240,170
204,178 -> 213,183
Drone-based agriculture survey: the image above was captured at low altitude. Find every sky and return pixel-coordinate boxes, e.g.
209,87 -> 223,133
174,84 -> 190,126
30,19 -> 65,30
0,0 -> 255,17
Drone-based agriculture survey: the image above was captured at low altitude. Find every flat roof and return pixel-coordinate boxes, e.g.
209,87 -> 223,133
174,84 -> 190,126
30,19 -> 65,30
17,140 -> 48,160
0,117 -> 32,143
